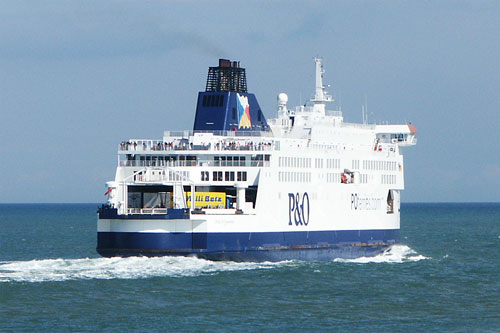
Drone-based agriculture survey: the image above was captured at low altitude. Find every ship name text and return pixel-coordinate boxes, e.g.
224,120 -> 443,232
351,193 -> 382,211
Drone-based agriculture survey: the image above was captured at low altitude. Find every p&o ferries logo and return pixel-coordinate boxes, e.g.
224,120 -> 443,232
288,192 -> 310,226
237,93 -> 251,129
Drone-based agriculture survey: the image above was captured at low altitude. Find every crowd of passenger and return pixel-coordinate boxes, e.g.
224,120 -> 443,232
119,139 -> 274,152
214,140 -> 273,151
120,140 -> 186,151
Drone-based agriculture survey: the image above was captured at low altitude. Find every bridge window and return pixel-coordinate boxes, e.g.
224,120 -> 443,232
237,171 -> 247,181
213,171 -> 223,181
201,171 -> 209,181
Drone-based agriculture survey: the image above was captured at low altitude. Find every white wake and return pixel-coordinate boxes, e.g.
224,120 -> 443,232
0,245 -> 428,282
333,244 -> 429,264
0,256 -> 287,283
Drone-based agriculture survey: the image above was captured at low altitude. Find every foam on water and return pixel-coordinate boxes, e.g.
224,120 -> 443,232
0,256 -> 290,283
0,245 -> 428,282
333,245 -> 429,264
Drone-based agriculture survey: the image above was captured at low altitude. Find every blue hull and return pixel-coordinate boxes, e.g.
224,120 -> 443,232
96,229 -> 398,262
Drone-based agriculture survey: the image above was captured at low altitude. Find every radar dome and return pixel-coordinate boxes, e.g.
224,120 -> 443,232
277,93 -> 288,105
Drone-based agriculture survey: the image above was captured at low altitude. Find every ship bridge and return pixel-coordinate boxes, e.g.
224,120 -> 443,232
374,124 -> 418,147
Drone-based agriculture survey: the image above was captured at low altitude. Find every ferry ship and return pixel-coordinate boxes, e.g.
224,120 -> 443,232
97,58 -> 417,261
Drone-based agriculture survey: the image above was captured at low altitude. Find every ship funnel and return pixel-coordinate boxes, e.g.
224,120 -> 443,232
193,59 -> 270,133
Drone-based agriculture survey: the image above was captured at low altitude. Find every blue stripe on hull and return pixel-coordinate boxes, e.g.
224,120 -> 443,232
97,229 -> 398,261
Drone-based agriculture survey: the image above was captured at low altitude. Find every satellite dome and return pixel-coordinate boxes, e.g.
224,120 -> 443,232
277,93 -> 288,105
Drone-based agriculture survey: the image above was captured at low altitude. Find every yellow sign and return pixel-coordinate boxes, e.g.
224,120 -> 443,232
185,192 -> 226,208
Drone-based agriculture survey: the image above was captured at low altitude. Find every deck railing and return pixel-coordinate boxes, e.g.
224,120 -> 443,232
164,130 -> 274,138
119,159 -> 270,168
127,208 -> 168,215
119,140 -> 274,152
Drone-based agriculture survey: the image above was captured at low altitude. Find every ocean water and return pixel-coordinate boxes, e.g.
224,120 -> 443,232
1,203 -> 499,331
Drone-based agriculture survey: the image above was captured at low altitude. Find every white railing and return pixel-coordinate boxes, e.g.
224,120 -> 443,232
120,160 -> 198,167
119,140 -> 187,152
326,110 -> 343,117
164,130 -> 274,138
342,122 -> 377,130
133,169 -> 190,183
119,160 -> 270,168
127,208 -> 168,215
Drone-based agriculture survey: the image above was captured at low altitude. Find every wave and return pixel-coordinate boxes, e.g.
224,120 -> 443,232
0,256 -> 288,283
333,244 -> 429,264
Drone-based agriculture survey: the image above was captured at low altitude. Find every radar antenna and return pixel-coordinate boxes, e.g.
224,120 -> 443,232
311,57 -> 333,114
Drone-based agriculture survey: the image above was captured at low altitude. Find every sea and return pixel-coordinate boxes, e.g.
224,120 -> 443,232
0,203 -> 499,332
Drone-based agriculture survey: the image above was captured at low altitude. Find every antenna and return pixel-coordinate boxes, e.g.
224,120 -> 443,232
310,57 -> 333,115
364,94 -> 368,124
364,94 -> 368,115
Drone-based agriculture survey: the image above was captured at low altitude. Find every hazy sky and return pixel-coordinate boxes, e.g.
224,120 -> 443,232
1,1 -> 499,203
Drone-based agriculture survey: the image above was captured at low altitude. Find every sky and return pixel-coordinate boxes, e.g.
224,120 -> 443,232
0,1 -> 499,203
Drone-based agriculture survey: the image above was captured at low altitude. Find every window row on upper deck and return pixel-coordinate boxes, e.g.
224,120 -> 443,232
201,171 -> 247,182
214,154 -> 270,167
278,156 -> 312,169
119,154 -> 271,168
362,160 -> 398,171
376,133 -> 409,143
278,156 -> 341,169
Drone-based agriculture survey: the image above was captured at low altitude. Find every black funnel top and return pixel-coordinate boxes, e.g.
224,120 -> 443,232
205,59 -> 247,93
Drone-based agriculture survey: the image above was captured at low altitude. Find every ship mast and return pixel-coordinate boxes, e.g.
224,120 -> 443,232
310,57 -> 333,114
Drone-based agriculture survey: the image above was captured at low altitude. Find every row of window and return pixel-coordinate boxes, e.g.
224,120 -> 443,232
214,155 -> 270,167
278,171 -> 312,183
363,160 -> 397,171
311,143 -> 338,150
381,174 -> 397,184
278,156 -> 312,168
279,156 -> 397,172
358,174 -> 369,184
134,170 -> 189,182
328,173 -> 368,184
314,158 -> 324,169
326,173 -> 341,183
327,158 -> 341,169
392,134 -> 408,141
214,155 -> 246,166
201,171 -> 247,182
